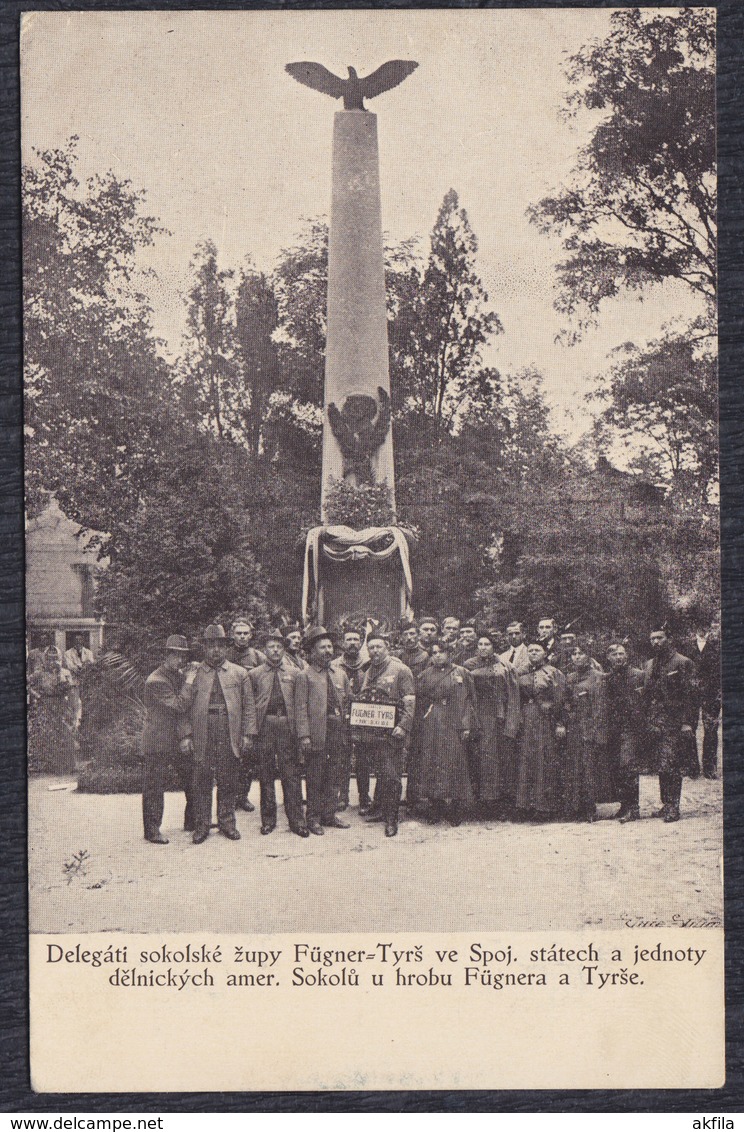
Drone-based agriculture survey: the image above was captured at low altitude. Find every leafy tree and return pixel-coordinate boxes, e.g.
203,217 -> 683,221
273,218 -> 329,408
528,8 -> 715,337
95,435 -> 271,652
179,239 -> 237,440
473,462 -> 718,650
591,331 -> 718,497
234,267 -> 281,459
23,137 -> 176,530
395,190 -> 502,426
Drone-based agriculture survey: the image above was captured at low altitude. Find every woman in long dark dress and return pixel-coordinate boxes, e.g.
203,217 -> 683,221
563,642 -> 609,821
416,641 -> 477,825
465,635 -> 521,817
514,642 -> 566,820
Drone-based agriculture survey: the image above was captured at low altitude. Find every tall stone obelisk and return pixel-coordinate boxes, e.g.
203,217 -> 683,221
288,61 -> 418,629
321,111 -> 395,511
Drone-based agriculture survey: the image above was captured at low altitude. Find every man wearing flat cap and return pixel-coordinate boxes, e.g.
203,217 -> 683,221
181,624 -> 257,844
294,626 -> 351,835
250,629 -> 307,837
141,634 -> 195,844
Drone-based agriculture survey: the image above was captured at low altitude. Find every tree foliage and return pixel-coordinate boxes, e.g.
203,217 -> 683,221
592,330 -> 718,497
389,190 -> 503,425
24,126 -> 719,656
23,137 -> 177,530
529,8 -> 715,337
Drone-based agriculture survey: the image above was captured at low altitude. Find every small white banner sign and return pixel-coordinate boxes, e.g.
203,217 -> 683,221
349,701 -> 397,729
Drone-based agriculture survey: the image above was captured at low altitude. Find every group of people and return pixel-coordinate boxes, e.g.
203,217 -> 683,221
140,612 -> 721,844
27,637 -> 95,770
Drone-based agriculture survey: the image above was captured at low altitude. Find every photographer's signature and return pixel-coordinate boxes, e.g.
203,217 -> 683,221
620,913 -> 721,929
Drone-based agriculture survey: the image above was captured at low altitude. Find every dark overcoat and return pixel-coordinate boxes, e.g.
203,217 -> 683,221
141,665 -> 192,755
641,650 -> 699,775
515,663 -> 565,815
465,656 -> 520,800
563,667 -> 612,815
605,663 -> 645,773
416,663 -> 477,802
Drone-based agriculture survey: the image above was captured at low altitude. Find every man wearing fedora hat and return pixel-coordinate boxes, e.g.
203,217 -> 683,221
250,629 -> 308,837
141,634 -> 195,844
181,624 -> 257,844
294,626 -> 351,836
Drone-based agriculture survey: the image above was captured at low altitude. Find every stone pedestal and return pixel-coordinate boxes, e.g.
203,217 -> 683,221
302,526 -> 413,633
321,111 -> 395,510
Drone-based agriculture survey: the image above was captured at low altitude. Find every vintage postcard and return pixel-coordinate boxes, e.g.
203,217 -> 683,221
22,8 -> 722,1091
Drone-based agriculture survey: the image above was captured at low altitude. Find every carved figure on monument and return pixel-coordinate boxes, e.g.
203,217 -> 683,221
285,61 -> 418,111
328,386 -> 391,484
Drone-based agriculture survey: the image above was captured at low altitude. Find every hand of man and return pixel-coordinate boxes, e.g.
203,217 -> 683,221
391,725 -> 405,741
299,737 -> 312,753
681,724 -> 693,733
179,738 -> 194,756
460,729 -> 470,742
241,736 -> 254,755
184,662 -> 200,686
555,724 -> 567,740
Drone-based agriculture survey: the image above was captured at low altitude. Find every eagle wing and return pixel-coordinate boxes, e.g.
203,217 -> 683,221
360,60 -> 418,100
328,401 -> 356,455
369,387 -> 391,447
285,62 -> 345,100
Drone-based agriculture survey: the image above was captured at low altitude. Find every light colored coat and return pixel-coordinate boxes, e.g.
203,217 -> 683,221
499,642 -> 531,675
183,660 -> 257,761
294,664 -> 350,751
250,661 -> 297,734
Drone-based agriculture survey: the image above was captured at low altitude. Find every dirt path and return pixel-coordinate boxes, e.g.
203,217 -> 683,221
29,774 -> 722,934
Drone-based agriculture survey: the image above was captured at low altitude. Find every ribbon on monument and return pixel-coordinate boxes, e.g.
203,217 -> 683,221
302,525 -> 414,625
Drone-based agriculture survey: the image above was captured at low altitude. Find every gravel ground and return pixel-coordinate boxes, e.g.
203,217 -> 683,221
29,771 -> 723,934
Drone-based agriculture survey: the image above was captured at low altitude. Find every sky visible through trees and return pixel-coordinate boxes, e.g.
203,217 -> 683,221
22,8 -> 718,647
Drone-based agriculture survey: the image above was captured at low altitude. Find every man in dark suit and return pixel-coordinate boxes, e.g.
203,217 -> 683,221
452,623 -> 478,666
687,618 -> 722,779
182,624 -> 257,844
294,626 -> 351,836
605,642 -> 645,823
642,627 -> 699,823
141,634 -> 194,844
536,617 -> 558,658
251,629 -> 307,837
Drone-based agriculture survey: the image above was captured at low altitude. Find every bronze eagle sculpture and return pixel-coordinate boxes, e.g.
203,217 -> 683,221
285,60 -> 418,111
328,387 -> 391,482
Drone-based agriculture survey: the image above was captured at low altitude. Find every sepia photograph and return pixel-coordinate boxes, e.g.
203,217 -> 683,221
23,7 -> 721,938
20,5 -> 726,1093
